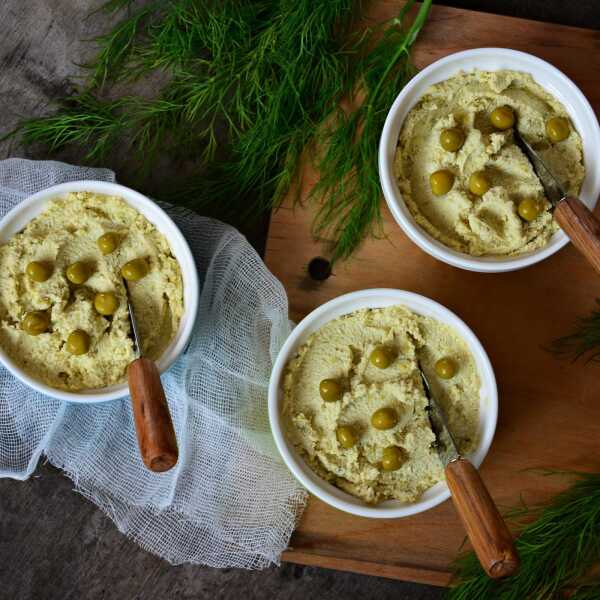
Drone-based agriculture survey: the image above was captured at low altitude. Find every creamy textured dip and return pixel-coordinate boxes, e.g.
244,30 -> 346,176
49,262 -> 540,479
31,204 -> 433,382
0,192 -> 183,390
394,69 -> 585,256
283,306 -> 480,504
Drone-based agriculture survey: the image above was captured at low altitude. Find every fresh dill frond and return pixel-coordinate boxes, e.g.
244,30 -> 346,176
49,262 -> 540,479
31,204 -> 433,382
11,0 -> 433,262
85,1 -> 161,89
97,0 -> 136,14
449,472 -> 600,600
19,94 -> 130,163
549,300 -> 600,362
311,0 -> 431,261
570,585 -> 600,599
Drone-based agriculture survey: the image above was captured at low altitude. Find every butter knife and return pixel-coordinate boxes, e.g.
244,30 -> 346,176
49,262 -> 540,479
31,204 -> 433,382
513,128 -> 600,274
124,279 -> 178,473
419,364 -> 519,579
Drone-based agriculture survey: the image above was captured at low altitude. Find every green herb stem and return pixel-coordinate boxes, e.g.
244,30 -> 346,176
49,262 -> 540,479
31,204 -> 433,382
549,300 -> 600,363
10,0 -> 432,262
449,472 -> 600,600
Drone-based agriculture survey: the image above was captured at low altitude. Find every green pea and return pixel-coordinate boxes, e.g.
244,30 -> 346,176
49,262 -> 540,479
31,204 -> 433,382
381,446 -> 404,471
435,358 -> 457,379
468,171 -> 491,196
336,425 -> 357,449
518,198 -> 542,222
66,330 -> 90,355
26,261 -> 51,283
490,106 -> 515,130
429,170 -> 454,196
21,311 -> 50,335
121,258 -> 148,281
66,262 -> 92,285
94,292 -> 119,316
546,117 -> 570,143
319,378 -> 342,402
370,346 -> 394,369
371,407 -> 398,430
97,232 -> 119,255
439,128 -> 465,152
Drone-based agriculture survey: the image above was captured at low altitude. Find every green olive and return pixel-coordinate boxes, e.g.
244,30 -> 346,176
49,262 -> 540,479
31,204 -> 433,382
439,128 -> 465,152
66,330 -> 90,355
490,106 -> 515,130
26,261 -> 51,283
319,378 -> 342,402
21,311 -> 50,335
371,407 -> 398,430
121,258 -> 149,281
381,446 -> 404,472
429,170 -> 454,196
336,425 -> 357,449
518,198 -> 542,222
94,292 -> 119,316
66,262 -> 91,285
546,117 -> 570,143
97,232 -> 119,255
435,357 -> 457,379
370,346 -> 394,369
468,171 -> 491,196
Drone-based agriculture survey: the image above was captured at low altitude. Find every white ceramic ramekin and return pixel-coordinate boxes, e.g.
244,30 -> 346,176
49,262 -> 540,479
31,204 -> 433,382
379,48 -> 600,273
268,289 -> 498,519
0,180 -> 199,402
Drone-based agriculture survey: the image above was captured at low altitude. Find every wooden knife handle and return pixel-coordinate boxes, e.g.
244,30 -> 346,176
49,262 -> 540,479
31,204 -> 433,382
555,196 -> 600,276
445,458 -> 519,579
127,357 -> 178,473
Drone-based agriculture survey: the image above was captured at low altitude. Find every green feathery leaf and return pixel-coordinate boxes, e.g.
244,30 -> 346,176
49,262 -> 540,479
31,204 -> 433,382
449,472 -> 600,600
549,300 -> 600,363
10,0 -> 433,262
570,584 -> 600,599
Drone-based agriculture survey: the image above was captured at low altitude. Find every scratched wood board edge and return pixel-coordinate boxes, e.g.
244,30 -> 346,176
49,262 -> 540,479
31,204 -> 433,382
264,1 -> 600,585
281,549 -> 453,586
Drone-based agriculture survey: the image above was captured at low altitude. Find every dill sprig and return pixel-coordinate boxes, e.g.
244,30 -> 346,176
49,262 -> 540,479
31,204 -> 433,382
449,472 -> 600,600
311,1 -> 429,261
84,1 -> 160,89
18,94 -> 130,162
12,0 -> 432,262
571,586 -> 600,600
549,300 -> 600,363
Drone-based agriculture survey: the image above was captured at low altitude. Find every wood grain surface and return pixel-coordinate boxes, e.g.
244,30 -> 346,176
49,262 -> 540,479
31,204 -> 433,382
265,2 -> 600,586
128,357 -> 179,473
555,196 -> 600,276
445,458 -> 519,579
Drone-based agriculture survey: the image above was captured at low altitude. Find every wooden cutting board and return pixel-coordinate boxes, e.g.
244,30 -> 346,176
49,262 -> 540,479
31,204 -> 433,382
264,2 -> 600,587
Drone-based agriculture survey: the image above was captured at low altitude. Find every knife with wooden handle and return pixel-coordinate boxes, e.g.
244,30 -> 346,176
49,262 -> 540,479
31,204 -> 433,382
418,365 -> 520,579
513,128 -> 600,275
124,279 -> 178,473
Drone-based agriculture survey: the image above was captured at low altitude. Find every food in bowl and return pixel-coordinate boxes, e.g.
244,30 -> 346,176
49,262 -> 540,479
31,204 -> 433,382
282,305 -> 479,504
394,69 -> 585,256
0,191 -> 183,391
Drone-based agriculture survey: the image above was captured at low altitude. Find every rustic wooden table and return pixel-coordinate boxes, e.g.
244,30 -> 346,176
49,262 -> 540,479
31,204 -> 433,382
265,2 -> 600,586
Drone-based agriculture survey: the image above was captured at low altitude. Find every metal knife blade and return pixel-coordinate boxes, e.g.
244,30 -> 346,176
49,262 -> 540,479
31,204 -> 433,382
418,363 -> 459,466
123,279 -> 142,358
513,128 -> 566,205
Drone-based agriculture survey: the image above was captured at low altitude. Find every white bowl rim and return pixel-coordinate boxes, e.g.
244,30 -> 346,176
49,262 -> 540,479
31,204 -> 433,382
268,288 -> 498,519
379,47 -> 600,273
0,180 -> 199,403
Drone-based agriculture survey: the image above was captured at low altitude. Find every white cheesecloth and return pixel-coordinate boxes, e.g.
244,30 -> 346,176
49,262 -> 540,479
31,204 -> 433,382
0,158 -> 307,568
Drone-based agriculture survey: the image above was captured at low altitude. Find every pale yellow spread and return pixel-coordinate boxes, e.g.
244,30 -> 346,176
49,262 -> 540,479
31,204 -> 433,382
283,306 -> 480,504
394,70 -> 585,256
0,192 -> 183,391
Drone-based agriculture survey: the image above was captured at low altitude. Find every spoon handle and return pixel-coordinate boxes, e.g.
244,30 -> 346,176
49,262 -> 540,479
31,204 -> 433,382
445,458 -> 520,579
127,357 -> 178,473
555,196 -> 600,275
